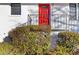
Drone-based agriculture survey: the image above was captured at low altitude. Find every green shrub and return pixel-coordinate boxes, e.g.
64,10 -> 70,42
73,49 -> 79,55
39,25 -> 51,32
56,31 -> 79,55
8,25 -> 50,55
44,49 -> 57,55
44,46 -> 70,55
29,25 -> 51,32
0,42 -> 24,55
0,42 -> 13,55
44,32 -> 79,55
30,25 -> 40,31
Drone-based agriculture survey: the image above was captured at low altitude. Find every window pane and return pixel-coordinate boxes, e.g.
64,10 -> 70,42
69,3 -> 76,20
11,3 -> 21,15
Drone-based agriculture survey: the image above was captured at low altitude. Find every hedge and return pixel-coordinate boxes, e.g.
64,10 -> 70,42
56,31 -> 79,55
8,25 -> 51,55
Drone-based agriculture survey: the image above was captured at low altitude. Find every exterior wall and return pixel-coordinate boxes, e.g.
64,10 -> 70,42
0,4 -> 38,42
0,3 -> 79,42
0,4 -> 11,42
50,3 -> 69,30
51,3 -> 79,32
21,4 -> 38,25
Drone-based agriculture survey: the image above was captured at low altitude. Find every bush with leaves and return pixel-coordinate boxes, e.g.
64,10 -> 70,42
29,25 -> 51,32
0,42 -> 26,55
56,31 -> 79,55
8,25 -> 50,55
0,42 -> 13,55
39,25 -> 51,32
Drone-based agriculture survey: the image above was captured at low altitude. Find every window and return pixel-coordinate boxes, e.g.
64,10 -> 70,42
69,3 -> 76,20
78,3 -> 79,20
42,6 -> 48,8
11,3 -> 21,15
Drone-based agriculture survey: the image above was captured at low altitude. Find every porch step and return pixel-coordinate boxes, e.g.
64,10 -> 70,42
51,29 -> 69,31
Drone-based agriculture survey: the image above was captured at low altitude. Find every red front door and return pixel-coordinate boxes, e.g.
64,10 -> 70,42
38,4 -> 50,25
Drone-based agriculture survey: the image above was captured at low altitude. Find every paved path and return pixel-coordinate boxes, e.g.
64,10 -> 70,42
50,32 -> 59,49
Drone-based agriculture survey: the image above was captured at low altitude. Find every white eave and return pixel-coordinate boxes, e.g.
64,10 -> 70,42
0,0 -> 79,3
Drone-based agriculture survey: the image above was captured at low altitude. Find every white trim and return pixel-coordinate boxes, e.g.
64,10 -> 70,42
9,15 -> 21,17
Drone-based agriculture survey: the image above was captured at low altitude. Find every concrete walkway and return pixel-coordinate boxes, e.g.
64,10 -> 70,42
50,31 -> 60,49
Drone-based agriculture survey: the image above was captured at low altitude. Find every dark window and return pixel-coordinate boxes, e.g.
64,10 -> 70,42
78,3 -> 79,20
11,3 -> 21,15
69,3 -> 76,20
